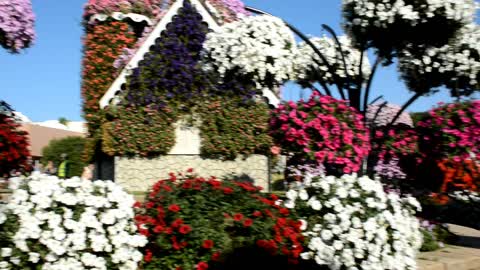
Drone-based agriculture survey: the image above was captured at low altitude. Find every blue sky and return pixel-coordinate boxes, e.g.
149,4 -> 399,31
0,0 -> 476,122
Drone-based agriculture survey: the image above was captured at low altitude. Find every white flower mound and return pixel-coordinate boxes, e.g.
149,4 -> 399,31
0,173 -> 147,270
399,24 -> 480,95
203,15 -> 297,89
285,174 -> 422,270
295,36 -> 371,86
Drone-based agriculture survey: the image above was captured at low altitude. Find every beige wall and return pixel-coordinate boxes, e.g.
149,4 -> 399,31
20,124 -> 85,158
115,155 -> 270,192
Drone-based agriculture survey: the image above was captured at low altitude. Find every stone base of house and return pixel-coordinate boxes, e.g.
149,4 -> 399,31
113,155 -> 270,192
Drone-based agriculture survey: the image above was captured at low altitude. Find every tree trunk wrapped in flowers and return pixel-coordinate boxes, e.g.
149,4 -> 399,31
135,170 -> 304,270
0,113 -> 31,177
0,0 -> 35,52
270,92 -> 370,175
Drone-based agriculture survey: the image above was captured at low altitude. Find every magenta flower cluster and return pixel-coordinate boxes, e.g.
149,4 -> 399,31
417,100 -> 480,161
0,0 -> 35,52
270,92 -> 370,174
207,0 -> 249,22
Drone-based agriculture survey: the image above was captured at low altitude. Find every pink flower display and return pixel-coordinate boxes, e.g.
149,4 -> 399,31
270,92 -> 370,174
366,102 -> 413,128
83,0 -> 168,18
0,0 -> 35,52
417,100 -> 480,160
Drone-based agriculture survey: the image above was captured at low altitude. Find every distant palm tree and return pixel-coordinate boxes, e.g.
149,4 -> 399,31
58,117 -> 70,126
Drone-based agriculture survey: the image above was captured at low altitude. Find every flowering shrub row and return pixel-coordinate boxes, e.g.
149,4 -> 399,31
0,114 -> 31,177
284,173 -> 422,270
135,170 -> 304,270
270,93 -> 370,174
0,0 -> 35,52
0,174 -> 147,269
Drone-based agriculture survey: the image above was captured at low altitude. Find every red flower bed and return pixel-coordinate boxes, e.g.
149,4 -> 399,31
135,170 -> 304,270
0,114 -> 31,176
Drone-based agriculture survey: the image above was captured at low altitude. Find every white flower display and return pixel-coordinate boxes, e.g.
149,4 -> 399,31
203,15 -> 297,90
399,24 -> 480,96
342,0 -> 477,57
0,173 -> 146,270
286,174 -> 422,270
449,190 -> 480,203
295,35 -> 371,86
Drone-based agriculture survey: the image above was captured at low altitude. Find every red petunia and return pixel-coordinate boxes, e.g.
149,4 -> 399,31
179,225 -> 192,234
144,249 -> 153,262
196,262 -> 208,270
223,187 -> 234,194
171,218 -> 184,228
252,211 -> 262,217
233,213 -> 244,221
153,225 -> 164,233
202,239 -> 214,249
243,219 -> 253,227
168,204 -> 181,212
279,208 -> 289,216
145,202 -> 155,209
133,201 -> 142,208
187,168 -> 194,173
211,252 -> 221,261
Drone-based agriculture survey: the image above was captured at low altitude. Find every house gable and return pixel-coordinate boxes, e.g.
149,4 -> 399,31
99,0 -> 279,109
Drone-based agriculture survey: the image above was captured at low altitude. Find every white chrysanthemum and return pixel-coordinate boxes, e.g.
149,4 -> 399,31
399,24 -> 480,96
287,174 -> 422,270
203,15 -> 297,89
295,35 -> 371,85
0,174 -> 146,269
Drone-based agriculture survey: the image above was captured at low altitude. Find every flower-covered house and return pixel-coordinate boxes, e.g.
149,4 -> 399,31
81,0 -> 281,192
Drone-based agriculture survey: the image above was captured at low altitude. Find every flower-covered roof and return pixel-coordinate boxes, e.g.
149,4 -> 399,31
95,0 -> 280,108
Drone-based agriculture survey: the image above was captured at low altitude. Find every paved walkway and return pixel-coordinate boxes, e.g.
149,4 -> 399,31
418,225 -> 480,270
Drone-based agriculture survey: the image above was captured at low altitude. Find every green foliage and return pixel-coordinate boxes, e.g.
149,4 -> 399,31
58,117 -> 69,126
41,136 -> 86,177
102,105 -> 177,157
419,222 -> 453,252
199,98 -> 273,160
135,170 -> 304,270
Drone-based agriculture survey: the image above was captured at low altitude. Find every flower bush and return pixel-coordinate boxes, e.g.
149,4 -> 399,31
295,35 -> 371,87
199,98 -> 273,160
342,0 -> 477,59
399,24 -> 480,96
203,15 -> 297,90
0,173 -> 147,269
418,220 -> 450,252
284,173 -> 422,270
416,101 -> 480,161
436,158 -> 479,193
135,170 -> 304,270
0,114 -> 31,177
270,92 -> 370,174
102,105 -> 176,157
0,0 -> 35,52
83,0 -> 166,18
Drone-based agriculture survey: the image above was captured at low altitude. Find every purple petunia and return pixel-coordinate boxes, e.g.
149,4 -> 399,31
0,0 -> 35,52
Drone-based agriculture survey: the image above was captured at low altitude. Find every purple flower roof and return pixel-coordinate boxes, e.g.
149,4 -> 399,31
0,0 -> 35,52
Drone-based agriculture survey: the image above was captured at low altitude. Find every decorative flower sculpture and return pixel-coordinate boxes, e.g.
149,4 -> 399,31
203,15 -> 297,90
295,35 -> 371,87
